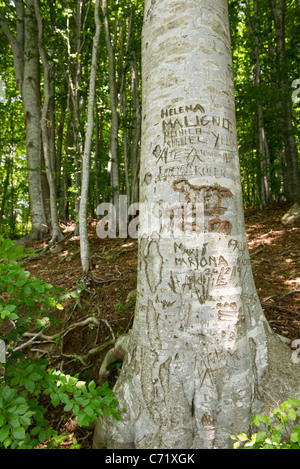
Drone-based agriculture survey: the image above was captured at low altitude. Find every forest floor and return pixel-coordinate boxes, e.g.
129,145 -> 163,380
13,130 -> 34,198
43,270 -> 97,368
17,202 -> 300,448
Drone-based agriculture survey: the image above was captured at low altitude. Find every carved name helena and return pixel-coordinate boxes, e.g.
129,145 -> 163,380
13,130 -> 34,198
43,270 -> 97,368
161,103 -> 205,118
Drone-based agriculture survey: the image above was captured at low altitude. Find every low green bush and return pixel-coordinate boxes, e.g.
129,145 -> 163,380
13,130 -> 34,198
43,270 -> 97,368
0,237 -> 120,449
0,359 -> 120,448
231,398 -> 300,449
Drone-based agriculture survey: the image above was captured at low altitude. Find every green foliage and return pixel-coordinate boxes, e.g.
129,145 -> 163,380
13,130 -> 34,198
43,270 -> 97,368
0,238 -> 120,449
0,237 -> 62,348
231,398 -> 300,449
0,360 -> 120,449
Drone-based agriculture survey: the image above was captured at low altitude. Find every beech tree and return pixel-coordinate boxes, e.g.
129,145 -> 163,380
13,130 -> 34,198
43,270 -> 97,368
34,0 -> 64,245
0,0 -> 49,241
271,0 -> 300,201
93,0 -> 300,449
79,0 -> 101,275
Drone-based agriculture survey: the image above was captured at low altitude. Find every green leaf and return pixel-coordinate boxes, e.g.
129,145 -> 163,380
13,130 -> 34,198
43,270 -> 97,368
9,416 -> 20,429
0,425 -> 10,443
29,373 -> 42,381
14,404 -> 29,415
88,380 -> 96,392
30,426 -> 41,437
63,401 -> 73,412
84,406 -> 95,417
74,397 -> 86,406
270,429 -> 282,444
262,443 -> 276,449
290,432 -> 299,443
77,412 -> 90,427
102,406 -> 110,417
3,437 -> 12,449
38,429 -> 46,443
50,393 -> 60,408
255,431 -> 267,444
8,313 -> 18,320
0,414 -> 6,427
23,285 -> 31,295
59,393 -> 70,405
251,414 -> 269,427
24,379 -> 35,393
11,427 -> 26,440
288,408 -> 297,421
33,283 -> 45,293
285,398 -> 300,407
2,386 -> 15,401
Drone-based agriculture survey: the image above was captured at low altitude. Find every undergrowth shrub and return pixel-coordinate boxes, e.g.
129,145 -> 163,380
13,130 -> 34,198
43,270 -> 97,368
0,237 -> 120,449
231,398 -> 300,449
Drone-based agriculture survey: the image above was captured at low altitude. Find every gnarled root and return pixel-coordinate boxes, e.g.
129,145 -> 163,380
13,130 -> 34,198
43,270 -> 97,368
98,333 -> 131,386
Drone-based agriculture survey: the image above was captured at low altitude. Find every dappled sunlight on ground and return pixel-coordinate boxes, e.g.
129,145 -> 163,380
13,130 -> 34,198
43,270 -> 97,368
5,202 -> 299,448
245,204 -> 300,341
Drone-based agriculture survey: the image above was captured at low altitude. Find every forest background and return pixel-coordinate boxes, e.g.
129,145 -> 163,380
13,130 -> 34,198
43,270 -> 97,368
0,0 -> 299,246
0,0 -> 300,450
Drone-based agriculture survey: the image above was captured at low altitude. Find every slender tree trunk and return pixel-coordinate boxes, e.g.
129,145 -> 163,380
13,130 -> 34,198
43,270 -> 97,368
248,0 -> 271,206
102,0 -> 120,219
34,0 -> 64,244
0,154 -> 11,229
129,9 -> 141,206
94,102 -> 102,208
94,0 -> 300,450
22,0 -> 49,241
271,0 -> 300,201
64,0 -> 88,234
79,0 -> 101,275
119,16 -> 131,209
0,0 -> 49,242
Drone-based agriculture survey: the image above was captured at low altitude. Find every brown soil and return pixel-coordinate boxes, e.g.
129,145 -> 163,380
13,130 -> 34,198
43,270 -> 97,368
12,204 -> 300,447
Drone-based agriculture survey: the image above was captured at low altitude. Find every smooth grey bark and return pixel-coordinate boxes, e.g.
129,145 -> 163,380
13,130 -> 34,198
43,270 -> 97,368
93,0 -> 300,450
0,0 -> 48,241
119,14 -> 132,208
34,0 -> 64,245
102,0 -> 120,219
79,0 -> 101,274
271,0 -> 300,200
64,0 -> 90,235
129,8 -> 141,206
248,0 -> 271,206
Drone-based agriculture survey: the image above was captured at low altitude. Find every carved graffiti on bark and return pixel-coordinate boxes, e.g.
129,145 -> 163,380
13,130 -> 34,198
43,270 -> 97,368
172,177 -> 233,234
144,239 -> 163,293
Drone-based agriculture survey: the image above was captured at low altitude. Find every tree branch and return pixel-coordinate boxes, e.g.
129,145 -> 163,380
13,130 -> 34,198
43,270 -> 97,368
0,12 -> 23,89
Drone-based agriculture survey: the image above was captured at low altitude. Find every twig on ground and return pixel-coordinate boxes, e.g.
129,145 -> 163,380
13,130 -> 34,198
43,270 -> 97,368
261,301 -> 300,317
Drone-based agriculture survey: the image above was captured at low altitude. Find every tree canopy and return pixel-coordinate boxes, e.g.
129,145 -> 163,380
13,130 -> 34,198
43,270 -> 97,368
0,0 -> 298,250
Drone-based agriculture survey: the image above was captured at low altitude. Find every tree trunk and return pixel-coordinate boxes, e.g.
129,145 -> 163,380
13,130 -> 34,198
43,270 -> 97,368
0,154 -> 11,230
64,0 -> 86,235
102,0 -> 120,219
0,0 -> 49,241
249,0 -> 271,207
129,8 -> 141,206
79,0 -> 101,275
119,15 -> 131,209
271,0 -> 300,201
34,0 -> 64,245
102,0 -> 300,450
